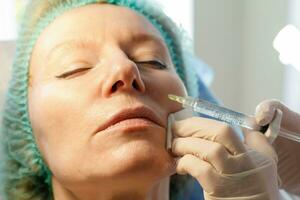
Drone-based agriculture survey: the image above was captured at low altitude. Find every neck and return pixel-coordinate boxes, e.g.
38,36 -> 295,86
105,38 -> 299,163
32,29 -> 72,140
146,176 -> 170,200
52,176 -> 170,200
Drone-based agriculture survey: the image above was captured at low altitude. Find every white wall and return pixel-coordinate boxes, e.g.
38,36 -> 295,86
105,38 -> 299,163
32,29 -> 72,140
160,0 -> 194,39
194,0 -> 288,114
194,0 -> 244,110
0,0 -> 17,40
241,0 -> 287,114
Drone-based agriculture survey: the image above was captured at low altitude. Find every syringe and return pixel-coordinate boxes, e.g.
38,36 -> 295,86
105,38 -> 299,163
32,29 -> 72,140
168,94 -> 300,143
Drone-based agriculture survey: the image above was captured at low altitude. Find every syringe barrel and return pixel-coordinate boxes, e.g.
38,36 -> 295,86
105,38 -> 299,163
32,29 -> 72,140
182,98 -> 263,131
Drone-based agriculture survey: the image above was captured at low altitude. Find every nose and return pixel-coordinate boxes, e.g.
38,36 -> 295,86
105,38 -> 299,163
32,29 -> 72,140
101,55 -> 146,97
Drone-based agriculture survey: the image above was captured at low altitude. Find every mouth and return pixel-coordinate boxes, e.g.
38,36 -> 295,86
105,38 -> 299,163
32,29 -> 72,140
94,106 -> 164,134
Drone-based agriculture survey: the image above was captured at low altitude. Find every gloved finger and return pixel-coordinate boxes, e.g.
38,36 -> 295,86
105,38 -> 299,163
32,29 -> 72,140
175,154 -> 220,195
255,99 -> 278,126
256,99 -> 300,133
243,131 -> 280,200
172,137 -> 253,174
264,109 -> 282,143
243,130 -> 278,164
253,107 -> 282,143
172,117 -> 246,155
176,153 -> 271,199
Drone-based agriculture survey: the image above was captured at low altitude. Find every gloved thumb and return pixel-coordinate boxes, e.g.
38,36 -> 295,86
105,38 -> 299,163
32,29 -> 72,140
255,99 -> 279,126
255,99 -> 300,134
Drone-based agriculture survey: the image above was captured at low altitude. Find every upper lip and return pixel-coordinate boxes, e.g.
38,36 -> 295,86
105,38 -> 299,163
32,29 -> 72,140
94,106 -> 164,133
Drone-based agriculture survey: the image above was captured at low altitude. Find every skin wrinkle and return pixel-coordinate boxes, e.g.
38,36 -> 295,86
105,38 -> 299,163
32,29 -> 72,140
47,43 -> 99,72
46,33 -> 167,61
44,37 -> 171,82
28,3 -> 186,200
46,38 -> 100,61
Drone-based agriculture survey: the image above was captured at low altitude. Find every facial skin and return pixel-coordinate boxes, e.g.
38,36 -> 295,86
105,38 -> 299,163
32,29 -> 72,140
28,3 -> 186,200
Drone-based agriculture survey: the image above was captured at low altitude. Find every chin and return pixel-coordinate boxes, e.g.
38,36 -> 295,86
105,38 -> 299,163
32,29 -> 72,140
98,141 -> 174,181
51,142 -> 174,190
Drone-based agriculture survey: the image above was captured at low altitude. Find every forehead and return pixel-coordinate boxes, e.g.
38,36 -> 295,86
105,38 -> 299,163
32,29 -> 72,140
33,3 -> 165,58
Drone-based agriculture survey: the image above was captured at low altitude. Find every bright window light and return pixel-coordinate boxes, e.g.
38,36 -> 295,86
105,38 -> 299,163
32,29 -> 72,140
273,24 -> 300,72
0,0 -> 17,41
159,0 -> 194,39
0,1 -> 194,41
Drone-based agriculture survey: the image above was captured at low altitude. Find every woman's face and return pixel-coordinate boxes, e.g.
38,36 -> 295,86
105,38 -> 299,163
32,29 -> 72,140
28,3 -> 186,192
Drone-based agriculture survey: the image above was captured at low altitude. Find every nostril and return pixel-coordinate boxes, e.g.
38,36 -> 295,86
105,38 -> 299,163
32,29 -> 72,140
110,79 -> 143,94
132,80 -> 140,91
111,80 -> 124,92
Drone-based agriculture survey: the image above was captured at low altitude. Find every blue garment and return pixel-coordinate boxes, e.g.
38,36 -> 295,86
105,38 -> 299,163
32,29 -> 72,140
189,178 -> 204,200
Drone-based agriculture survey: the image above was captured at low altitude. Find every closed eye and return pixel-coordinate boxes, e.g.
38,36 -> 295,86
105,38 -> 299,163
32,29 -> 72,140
55,67 -> 92,79
136,60 -> 168,69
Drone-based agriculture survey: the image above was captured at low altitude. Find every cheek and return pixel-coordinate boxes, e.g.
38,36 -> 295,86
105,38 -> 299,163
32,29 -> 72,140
28,83 -> 88,165
29,83 -> 77,135
167,74 -> 187,96
143,70 -> 187,114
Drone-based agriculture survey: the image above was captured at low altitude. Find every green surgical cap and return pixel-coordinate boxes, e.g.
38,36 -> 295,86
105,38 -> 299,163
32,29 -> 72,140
0,0 -> 200,199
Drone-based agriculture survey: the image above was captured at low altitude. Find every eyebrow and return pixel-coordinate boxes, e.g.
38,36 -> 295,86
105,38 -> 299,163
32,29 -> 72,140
46,39 -> 98,61
130,33 -> 166,47
46,33 -> 167,61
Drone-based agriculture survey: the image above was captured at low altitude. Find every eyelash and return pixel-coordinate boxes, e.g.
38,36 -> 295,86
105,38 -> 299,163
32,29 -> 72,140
136,60 -> 168,69
55,60 -> 167,79
55,67 -> 92,79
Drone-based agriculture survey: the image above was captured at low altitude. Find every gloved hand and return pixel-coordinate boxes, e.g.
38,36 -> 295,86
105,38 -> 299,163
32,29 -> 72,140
171,115 -> 279,200
255,100 -> 300,196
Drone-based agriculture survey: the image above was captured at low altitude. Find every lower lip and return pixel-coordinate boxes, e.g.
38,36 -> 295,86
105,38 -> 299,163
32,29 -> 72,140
101,118 -> 158,133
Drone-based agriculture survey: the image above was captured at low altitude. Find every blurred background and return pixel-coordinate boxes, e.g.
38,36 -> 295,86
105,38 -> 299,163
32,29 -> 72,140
1,0 -> 300,115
